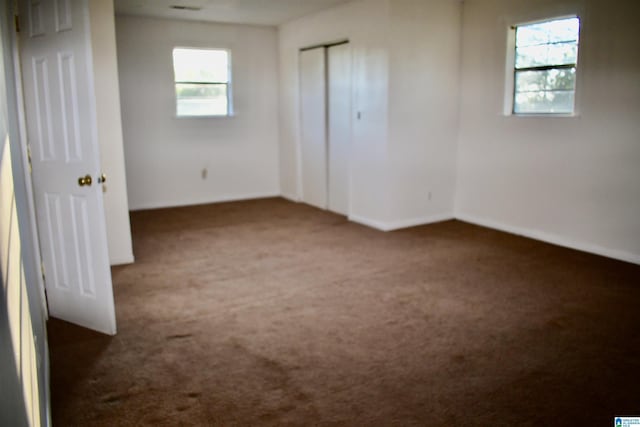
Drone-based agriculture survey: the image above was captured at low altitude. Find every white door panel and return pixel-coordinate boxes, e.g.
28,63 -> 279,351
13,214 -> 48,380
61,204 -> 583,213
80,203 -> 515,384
299,48 -> 327,210
327,43 -> 351,216
19,0 -> 116,335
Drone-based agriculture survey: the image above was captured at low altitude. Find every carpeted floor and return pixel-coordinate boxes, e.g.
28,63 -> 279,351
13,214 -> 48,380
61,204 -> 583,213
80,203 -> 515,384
48,198 -> 640,426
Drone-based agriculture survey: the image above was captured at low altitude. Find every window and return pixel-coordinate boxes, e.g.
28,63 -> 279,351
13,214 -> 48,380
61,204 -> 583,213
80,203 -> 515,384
512,17 -> 580,114
172,48 -> 231,117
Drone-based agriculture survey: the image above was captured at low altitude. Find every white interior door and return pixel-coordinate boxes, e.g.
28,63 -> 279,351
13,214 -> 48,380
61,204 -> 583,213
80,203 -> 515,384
299,47 -> 327,209
19,0 -> 116,335
327,43 -> 351,216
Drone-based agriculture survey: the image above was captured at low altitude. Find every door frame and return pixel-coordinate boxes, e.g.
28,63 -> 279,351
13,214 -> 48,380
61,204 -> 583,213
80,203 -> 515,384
2,2 -> 51,425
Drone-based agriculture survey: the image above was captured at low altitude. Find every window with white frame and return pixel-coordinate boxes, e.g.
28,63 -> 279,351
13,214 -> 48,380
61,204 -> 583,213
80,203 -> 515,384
512,17 -> 580,114
172,47 -> 231,117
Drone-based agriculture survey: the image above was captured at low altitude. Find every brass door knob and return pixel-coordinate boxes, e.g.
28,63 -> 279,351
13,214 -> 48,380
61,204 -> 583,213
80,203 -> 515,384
78,174 -> 92,187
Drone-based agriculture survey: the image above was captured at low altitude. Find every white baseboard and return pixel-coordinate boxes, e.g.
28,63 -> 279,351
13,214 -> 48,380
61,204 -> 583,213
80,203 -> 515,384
349,212 -> 454,232
110,254 -> 135,266
280,192 -> 300,203
348,214 -> 389,231
456,212 -> 640,265
385,213 -> 455,231
130,191 -> 281,211
130,195 -> 639,265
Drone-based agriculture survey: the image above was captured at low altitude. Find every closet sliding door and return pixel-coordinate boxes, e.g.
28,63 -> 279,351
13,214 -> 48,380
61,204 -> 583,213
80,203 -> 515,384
299,48 -> 328,209
299,43 -> 351,214
327,43 -> 351,216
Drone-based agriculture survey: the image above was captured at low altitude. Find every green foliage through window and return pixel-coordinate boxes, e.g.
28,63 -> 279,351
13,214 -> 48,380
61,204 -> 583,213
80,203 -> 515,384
513,17 -> 580,114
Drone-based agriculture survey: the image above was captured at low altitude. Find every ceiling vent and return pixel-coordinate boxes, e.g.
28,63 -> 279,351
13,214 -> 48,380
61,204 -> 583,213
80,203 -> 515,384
170,5 -> 202,11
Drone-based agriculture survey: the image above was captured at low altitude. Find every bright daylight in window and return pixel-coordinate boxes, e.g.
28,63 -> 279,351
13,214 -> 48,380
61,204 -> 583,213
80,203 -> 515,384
172,48 -> 230,117
513,17 -> 580,114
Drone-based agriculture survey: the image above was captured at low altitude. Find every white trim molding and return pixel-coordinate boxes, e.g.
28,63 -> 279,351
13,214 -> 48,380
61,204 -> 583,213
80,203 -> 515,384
456,212 -> 640,266
349,213 -> 454,232
130,192 -> 281,211
110,255 -> 135,266
280,192 -> 301,203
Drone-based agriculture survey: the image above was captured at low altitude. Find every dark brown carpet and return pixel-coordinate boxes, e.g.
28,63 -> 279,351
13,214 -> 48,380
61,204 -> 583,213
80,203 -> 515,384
48,198 -> 640,426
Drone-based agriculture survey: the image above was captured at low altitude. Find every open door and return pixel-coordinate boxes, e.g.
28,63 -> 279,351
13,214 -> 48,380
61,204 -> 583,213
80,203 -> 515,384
18,0 -> 116,335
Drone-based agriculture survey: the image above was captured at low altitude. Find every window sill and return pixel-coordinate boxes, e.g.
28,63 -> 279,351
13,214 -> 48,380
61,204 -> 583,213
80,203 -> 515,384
505,112 -> 580,118
174,113 -> 236,119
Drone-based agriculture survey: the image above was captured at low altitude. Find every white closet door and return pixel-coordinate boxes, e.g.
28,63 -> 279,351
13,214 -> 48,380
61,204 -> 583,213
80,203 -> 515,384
299,48 -> 327,209
327,43 -> 351,216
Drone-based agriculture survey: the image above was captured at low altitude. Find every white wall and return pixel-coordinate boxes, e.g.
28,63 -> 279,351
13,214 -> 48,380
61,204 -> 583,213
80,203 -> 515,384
89,0 -> 134,265
279,0 -> 461,229
386,0 -> 461,227
116,16 -> 280,210
455,0 -> 640,264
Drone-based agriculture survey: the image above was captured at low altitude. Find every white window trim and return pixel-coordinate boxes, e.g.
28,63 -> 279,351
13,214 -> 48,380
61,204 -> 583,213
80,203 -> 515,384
503,14 -> 583,118
172,46 -> 234,118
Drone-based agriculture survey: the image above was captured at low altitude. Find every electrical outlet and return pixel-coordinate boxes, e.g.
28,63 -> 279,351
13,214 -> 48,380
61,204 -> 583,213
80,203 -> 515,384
201,168 -> 208,179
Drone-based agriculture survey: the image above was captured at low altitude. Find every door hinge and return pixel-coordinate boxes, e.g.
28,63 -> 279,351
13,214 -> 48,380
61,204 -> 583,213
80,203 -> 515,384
27,144 -> 32,173
40,261 -> 45,281
14,15 -> 20,33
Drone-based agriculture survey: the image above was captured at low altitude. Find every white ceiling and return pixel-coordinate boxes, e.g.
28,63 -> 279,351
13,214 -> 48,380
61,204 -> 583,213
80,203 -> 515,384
113,0 -> 354,26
